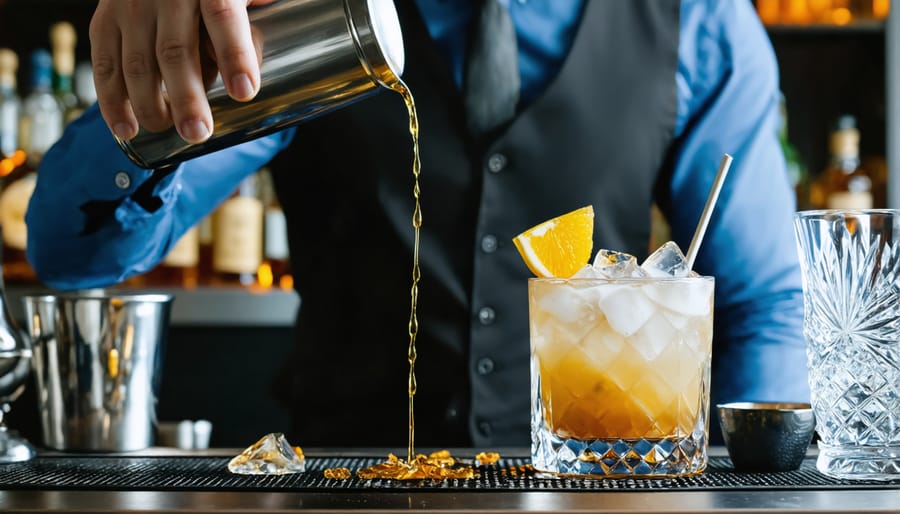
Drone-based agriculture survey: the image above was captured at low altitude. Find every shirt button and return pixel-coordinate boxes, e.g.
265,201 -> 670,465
478,307 -> 496,325
478,421 -> 493,437
114,171 -> 131,190
481,234 -> 498,253
486,153 -> 507,173
445,405 -> 459,421
476,357 -> 495,375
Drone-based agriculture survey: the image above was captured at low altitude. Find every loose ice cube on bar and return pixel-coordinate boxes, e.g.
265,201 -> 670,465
641,241 -> 690,278
227,433 -> 306,475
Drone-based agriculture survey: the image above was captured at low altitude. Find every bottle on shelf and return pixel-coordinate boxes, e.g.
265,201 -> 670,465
756,0 -> 781,24
18,49 -> 63,167
257,168 -> 292,290
0,49 -> 20,162
0,49 -> 62,285
73,61 -> 96,114
808,114 -> 874,210
783,0 -> 812,24
49,22 -> 79,124
212,174 -> 263,287
146,227 -> 200,288
756,0 -> 890,25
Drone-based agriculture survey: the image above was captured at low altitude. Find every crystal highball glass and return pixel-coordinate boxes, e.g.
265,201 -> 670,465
794,209 -> 900,480
529,276 -> 714,477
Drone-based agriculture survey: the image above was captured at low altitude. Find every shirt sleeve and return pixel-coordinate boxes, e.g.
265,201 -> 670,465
667,0 -> 810,404
26,104 -> 295,290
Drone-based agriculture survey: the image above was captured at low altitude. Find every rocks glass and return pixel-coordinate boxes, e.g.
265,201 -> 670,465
794,210 -> 900,480
529,276 -> 714,477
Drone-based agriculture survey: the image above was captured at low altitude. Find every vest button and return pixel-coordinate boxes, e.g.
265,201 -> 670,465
481,234 -> 498,253
476,357 -> 495,375
478,420 -> 493,437
486,153 -> 507,173
478,307 -> 496,325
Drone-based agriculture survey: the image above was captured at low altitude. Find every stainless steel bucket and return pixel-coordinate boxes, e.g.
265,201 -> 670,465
116,0 -> 405,169
22,293 -> 173,452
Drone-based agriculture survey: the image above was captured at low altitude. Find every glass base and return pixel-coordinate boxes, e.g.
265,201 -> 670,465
0,429 -> 36,463
531,425 -> 707,478
816,443 -> 900,481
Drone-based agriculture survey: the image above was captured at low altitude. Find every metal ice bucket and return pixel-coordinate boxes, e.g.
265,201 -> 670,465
22,293 -> 173,452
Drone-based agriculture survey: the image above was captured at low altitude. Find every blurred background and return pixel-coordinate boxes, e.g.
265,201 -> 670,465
0,0 -> 894,446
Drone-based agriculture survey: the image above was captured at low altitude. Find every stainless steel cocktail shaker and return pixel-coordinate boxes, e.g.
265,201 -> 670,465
116,0 -> 405,169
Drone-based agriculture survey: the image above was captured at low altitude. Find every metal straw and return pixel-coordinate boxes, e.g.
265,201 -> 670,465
685,153 -> 734,270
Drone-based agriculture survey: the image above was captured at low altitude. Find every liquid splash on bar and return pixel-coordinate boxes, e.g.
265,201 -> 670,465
323,450 -> 504,480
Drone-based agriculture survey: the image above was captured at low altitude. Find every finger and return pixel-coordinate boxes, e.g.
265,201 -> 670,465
200,0 -> 258,101
89,1 -> 138,140
157,0 -> 212,144
119,3 -> 171,133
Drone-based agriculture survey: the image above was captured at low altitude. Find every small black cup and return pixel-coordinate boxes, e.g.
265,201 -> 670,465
717,402 -> 815,472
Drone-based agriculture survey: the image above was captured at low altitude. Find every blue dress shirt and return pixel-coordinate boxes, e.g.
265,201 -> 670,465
27,0 -> 810,404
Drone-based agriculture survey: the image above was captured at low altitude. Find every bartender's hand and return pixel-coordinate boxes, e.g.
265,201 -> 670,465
89,0 -> 274,144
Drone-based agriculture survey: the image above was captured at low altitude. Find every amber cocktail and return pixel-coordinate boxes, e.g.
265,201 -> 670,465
529,276 -> 714,477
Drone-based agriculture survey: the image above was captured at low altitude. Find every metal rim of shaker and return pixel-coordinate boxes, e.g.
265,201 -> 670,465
343,0 -> 404,89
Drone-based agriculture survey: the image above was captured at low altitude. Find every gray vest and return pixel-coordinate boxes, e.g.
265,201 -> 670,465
271,0 -> 679,447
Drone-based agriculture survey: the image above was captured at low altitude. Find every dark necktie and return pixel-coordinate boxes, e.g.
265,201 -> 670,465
464,0 -> 520,137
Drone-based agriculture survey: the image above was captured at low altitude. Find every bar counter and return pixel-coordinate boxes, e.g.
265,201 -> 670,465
1,447 -> 898,513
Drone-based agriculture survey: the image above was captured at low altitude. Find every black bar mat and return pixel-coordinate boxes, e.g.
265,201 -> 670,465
0,456 -> 898,492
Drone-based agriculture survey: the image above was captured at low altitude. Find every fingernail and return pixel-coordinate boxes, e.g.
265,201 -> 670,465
230,73 -> 255,101
113,123 -> 135,140
180,119 -> 210,142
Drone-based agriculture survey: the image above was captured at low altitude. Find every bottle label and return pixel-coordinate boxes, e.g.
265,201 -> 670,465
826,192 -> 872,210
213,197 -> 263,274
265,207 -> 290,260
22,107 -> 62,159
163,227 -> 199,267
0,173 -> 37,250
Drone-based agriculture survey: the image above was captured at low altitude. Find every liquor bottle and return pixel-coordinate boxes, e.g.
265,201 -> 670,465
257,168 -> 292,290
212,174 -> 263,286
0,49 -> 20,161
829,0 -> 854,23
146,227 -> 200,288
73,61 -> 96,115
808,115 -> 872,210
807,0 -> 836,23
49,22 -> 80,124
781,0 -> 811,24
0,50 -> 62,284
756,0 -> 780,24
777,93 -> 809,210
18,49 -> 63,167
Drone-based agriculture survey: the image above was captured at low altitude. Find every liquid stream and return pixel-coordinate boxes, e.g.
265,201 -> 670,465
325,80 -> 498,480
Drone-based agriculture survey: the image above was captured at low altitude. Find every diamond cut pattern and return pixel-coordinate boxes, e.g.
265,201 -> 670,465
795,212 -> 900,457
531,378 -> 708,477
